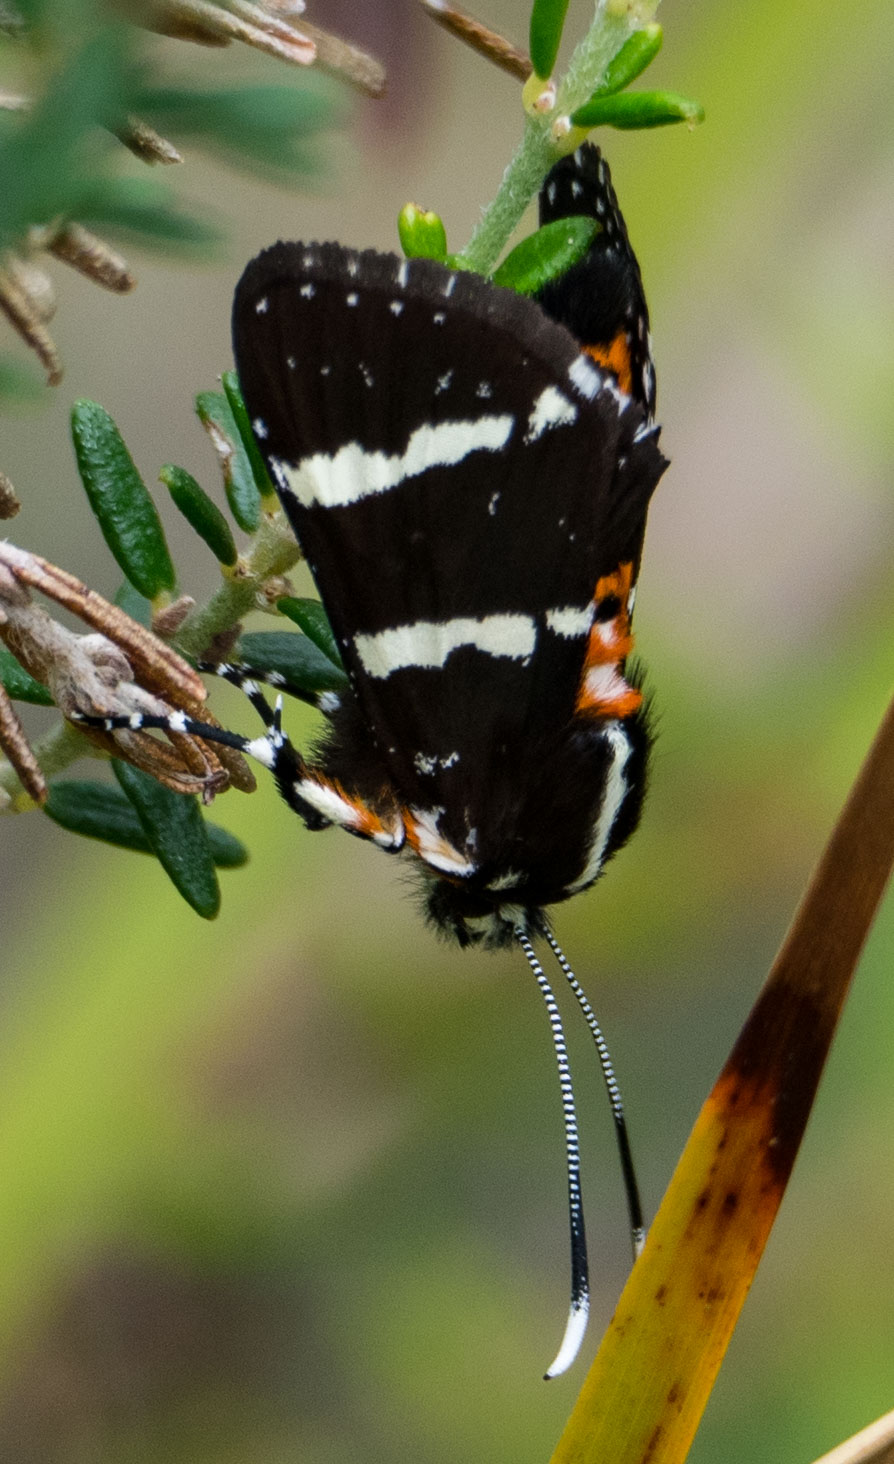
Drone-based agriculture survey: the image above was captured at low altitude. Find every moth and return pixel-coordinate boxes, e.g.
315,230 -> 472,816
86,144 -> 667,1374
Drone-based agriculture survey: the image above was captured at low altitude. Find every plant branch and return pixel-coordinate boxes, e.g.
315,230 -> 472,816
456,2 -> 652,275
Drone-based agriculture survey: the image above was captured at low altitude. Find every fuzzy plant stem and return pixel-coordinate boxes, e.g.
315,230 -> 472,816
173,513 -> 301,661
457,2 -> 652,277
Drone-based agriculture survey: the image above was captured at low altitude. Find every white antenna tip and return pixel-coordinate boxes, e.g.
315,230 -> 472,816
544,1296 -> 590,1380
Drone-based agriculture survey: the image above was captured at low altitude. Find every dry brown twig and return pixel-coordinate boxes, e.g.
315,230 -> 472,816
0,543 -> 255,806
131,0 -> 385,93
117,115 -> 183,165
419,0 -> 532,81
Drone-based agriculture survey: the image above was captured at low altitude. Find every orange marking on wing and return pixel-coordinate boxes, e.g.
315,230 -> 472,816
576,561 -> 642,719
313,773 -> 401,843
585,332 -> 633,395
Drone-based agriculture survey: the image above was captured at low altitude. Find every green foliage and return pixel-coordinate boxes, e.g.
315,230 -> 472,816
529,0 -> 571,79
238,631 -> 349,698
71,398 -> 176,601
0,10 -> 339,268
276,597 -> 345,672
0,28 -> 129,253
0,645 -> 52,705
44,778 -> 248,866
221,370 -> 277,505
492,216 -> 599,295
134,80 -> 337,180
398,203 -> 449,261
196,389 -> 263,534
570,89 -> 705,131
161,464 -> 239,569
593,25 -> 663,96
112,759 -> 222,919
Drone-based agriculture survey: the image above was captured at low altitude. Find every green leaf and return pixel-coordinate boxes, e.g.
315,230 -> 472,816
74,175 -> 221,250
220,371 -> 277,503
71,400 -> 176,601
0,28 -> 129,252
492,215 -> 599,295
44,780 -> 248,867
276,596 -> 345,670
134,81 -> 336,179
529,0 -> 570,79
112,761 -> 221,918
196,390 -> 262,534
238,631 -> 349,698
161,464 -> 238,567
593,25 -> 663,97
397,203 -> 448,261
570,89 -> 705,132
0,645 -> 53,705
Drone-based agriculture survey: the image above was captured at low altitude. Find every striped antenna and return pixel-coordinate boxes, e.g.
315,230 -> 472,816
516,927 -> 590,1379
543,927 -> 646,1260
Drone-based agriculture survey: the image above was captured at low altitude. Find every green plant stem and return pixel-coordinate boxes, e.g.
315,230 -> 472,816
174,512 -> 300,660
458,2 -> 651,275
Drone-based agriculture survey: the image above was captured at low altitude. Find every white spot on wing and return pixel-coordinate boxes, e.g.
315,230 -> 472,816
346,292 -> 358,306
354,614 -> 537,679
545,605 -> 593,638
525,385 -> 577,442
252,417 -> 268,440
273,414 -> 514,509
435,369 -> 453,394
568,354 -> 602,400
389,300 -> 404,315
300,282 -> 315,299
433,311 -> 446,324
255,296 -> 268,314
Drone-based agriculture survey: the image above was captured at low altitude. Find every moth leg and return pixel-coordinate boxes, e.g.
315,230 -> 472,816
195,672 -> 402,848
69,703 -> 333,832
72,703 -> 403,848
198,659 -> 342,717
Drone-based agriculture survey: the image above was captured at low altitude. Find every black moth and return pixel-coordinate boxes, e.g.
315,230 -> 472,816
232,146 -> 666,952
86,145 -> 668,1375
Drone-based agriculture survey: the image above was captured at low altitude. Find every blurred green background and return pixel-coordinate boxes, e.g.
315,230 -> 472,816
1,0 -> 892,1459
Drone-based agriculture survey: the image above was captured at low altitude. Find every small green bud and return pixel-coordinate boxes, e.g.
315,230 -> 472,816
398,203 -> 448,261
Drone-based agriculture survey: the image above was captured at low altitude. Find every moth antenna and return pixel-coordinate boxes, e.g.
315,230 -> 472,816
544,928 -> 646,1260
516,927 -> 590,1379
